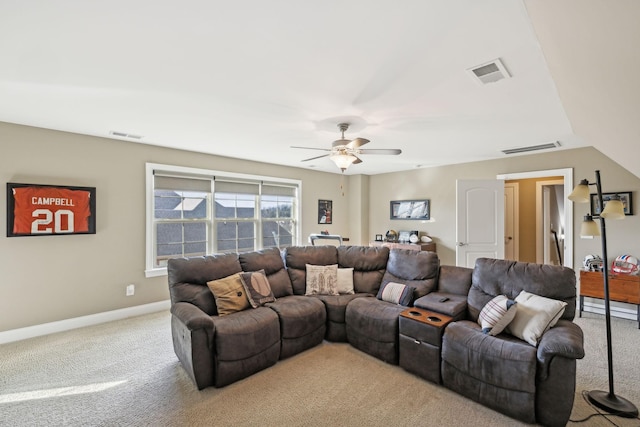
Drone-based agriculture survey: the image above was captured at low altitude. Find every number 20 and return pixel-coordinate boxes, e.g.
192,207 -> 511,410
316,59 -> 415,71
31,209 -> 75,233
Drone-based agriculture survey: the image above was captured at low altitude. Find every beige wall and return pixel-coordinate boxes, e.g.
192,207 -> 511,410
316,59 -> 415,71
0,122 -> 350,331
3,121 -> 640,332
369,148 -> 640,267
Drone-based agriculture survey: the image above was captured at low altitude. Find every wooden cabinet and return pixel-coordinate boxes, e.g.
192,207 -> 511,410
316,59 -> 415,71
370,241 -> 436,252
579,270 -> 640,328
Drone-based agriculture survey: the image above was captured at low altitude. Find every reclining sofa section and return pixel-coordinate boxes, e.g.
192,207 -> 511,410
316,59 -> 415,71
167,246 -> 584,427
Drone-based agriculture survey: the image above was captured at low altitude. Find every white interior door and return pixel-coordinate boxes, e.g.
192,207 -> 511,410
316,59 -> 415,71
456,179 -> 505,267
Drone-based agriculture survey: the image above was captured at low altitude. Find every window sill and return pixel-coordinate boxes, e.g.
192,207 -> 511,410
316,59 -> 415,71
145,267 -> 167,278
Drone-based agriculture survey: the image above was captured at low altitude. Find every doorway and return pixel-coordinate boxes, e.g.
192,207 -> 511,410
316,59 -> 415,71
497,169 -> 574,268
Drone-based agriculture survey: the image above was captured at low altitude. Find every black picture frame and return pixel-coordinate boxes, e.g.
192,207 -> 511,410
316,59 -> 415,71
390,199 -> 430,220
318,199 -> 332,224
7,182 -> 97,237
590,192 -> 633,216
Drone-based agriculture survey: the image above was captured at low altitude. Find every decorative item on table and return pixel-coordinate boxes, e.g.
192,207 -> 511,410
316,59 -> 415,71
385,229 -> 398,242
409,230 -> 419,243
583,254 -> 604,272
398,230 -> 411,243
374,234 -> 383,242
420,235 -> 433,243
320,230 -> 329,235
611,254 -> 639,275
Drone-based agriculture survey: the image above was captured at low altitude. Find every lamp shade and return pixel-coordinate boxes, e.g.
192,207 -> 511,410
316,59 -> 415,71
580,214 -> 600,237
600,195 -> 625,220
330,153 -> 357,171
568,179 -> 591,203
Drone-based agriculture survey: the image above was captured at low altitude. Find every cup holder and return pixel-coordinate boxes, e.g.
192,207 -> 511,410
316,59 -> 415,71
409,311 -> 421,316
427,316 -> 441,322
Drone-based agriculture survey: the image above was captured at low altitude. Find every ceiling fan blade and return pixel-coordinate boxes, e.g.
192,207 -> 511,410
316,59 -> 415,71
291,146 -> 331,151
301,154 -> 330,162
358,148 -> 402,155
346,138 -> 370,149
352,156 -> 363,164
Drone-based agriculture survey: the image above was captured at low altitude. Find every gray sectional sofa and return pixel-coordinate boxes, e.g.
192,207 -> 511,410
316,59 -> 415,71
167,245 -> 584,426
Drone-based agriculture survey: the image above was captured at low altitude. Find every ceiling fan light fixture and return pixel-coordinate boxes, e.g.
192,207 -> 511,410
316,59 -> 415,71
330,153 -> 357,172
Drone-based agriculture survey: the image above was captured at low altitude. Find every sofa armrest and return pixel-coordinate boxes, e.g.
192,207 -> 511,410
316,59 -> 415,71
537,320 -> 584,379
171,301 -> 215,332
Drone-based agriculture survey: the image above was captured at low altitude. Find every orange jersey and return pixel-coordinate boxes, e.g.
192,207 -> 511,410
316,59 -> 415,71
12,187 -> 92,234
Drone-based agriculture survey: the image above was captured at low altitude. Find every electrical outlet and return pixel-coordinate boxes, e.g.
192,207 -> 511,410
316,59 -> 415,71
126,284 -> 135,296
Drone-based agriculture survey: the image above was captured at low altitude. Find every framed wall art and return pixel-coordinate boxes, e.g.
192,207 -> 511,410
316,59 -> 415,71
318,199 -> 332,224
590,192 -> 633,216
6,182 -> 97,237
390,199 -> 430,220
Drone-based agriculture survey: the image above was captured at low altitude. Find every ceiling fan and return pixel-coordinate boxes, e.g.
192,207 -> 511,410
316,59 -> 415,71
292,123 -> 402,172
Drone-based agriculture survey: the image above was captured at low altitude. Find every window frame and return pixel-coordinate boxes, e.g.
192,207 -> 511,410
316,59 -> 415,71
145,163 -> 301,277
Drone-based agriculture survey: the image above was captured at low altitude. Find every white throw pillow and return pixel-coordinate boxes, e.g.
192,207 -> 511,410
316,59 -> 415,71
337,268 -> 355,294
478,295 -> 518,336
506,290 -> 567,346
305,264 -> 339,296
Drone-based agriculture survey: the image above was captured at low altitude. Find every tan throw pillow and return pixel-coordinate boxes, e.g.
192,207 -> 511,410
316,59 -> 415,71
506,290 -> 567,346
239,270 -> 276,308
337,268 -> 355,294
305,264 -> 339,296
207,273 -> 251,316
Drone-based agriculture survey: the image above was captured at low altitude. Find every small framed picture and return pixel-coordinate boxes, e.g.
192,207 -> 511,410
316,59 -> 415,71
590,192 -> 633,216
318,199 -> 332,224
375,234 -> 383,242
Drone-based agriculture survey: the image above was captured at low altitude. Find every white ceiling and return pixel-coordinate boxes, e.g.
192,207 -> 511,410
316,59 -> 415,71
1,1 -> 633,176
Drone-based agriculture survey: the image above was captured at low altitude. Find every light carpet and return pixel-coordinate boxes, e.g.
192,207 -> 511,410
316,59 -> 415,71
1,310 -> 639,427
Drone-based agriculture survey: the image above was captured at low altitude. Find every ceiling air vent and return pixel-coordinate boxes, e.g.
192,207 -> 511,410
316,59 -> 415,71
109,131 -> 143,140
468,58 -> 510,84
502,141 -> 561,155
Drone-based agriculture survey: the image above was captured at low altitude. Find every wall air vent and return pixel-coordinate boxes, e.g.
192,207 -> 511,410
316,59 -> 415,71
468,58 -> 510,85
502,141 -> 561,155
109,131 -> 143,140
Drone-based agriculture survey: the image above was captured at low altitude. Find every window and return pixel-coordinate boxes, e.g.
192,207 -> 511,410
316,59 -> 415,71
146,163 -> 300,277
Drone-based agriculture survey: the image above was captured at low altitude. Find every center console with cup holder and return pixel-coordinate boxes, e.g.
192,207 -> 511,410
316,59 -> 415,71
398,307 -> 453,383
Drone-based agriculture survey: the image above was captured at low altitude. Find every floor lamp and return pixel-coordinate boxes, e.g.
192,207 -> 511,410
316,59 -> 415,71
568,170 -> 639,417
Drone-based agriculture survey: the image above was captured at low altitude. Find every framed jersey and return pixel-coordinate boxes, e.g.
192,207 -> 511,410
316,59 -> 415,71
6,183 -> 96,237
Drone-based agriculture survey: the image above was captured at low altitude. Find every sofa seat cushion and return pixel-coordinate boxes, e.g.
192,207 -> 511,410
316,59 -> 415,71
442,320 -> 537,392
211,306 -> 280,361
314,293 -> 371,324
414,292 -> 467,320
266,295 -> 326,359
345,297 -> 406,364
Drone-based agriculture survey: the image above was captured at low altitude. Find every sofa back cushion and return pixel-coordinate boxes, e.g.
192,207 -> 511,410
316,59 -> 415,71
168,253 -> 242,316
238,247 -> 294,298
381,249 -> 440,299
284,246 -> 339,295
337,246 -> 389,294
468,258 -> 576,322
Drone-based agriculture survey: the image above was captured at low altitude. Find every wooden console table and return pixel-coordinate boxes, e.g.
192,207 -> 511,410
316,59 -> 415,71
579,270 -> 640,328
370,241 -> 436,252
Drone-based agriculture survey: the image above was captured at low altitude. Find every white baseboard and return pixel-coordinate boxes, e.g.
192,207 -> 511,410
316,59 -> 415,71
581,301 -> 638,322
0,300 -> 171,345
